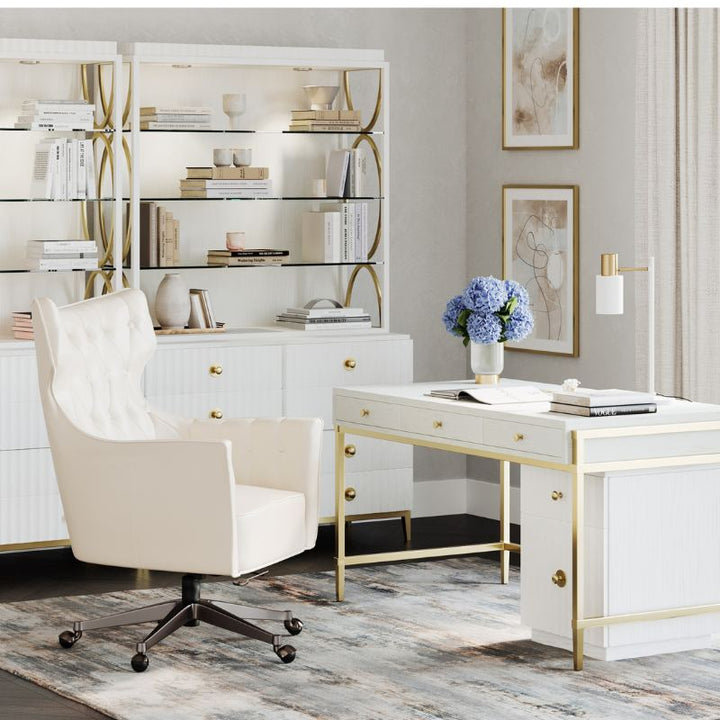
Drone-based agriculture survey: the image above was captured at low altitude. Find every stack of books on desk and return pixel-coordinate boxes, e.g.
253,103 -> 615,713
16,99 -> 94,130
180,166 -> 272,199
550,388 -> 657,417
139,106 -> 211,130
288,109 -> 361,132
26,238 -> 98,271
275,305 -> 371,330
207,248 -> 289,266
12,311 -> 33,340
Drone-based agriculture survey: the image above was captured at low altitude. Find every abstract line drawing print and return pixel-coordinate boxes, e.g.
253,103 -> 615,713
511,199 -> 568,343
512,9 -> 569,137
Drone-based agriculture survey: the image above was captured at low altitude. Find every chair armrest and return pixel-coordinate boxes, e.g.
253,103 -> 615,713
188,417 -> 323,547
60,436 -> 238,576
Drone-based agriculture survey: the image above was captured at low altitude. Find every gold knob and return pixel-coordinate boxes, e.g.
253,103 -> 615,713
551,490 -> 564,501
344,358 -> 357,370
209,365 -> 223,376
514,433 -> 525,442
360,408 -> 370,417
344,487 -> 357,501
433,420 -> 443,429
551,569 -> 567,588
209,409 -> 223,420
344,444 -> 357,458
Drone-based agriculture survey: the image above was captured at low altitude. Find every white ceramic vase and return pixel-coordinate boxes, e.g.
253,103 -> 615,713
470,341 -> 504,384
155,273 -> 190,329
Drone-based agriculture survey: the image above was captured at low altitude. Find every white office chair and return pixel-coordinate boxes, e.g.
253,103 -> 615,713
33,289 -> 322,672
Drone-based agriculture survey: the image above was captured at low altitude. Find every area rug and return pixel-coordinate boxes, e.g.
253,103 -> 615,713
0,558 -> 718,720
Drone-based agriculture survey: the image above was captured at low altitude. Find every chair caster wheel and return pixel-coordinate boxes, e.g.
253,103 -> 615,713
59,630 -> 81,648
275,645 -> 296,664
284,618 -> 303,636
131,653 -> 149,673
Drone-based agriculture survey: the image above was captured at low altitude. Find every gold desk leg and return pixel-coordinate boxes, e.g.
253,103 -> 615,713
499,460 -> 510,584
335,426 -> 347,602
572,455 -> 585,670
401,510 -> 412,544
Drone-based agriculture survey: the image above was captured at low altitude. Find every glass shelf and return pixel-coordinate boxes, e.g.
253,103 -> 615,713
0,127 -> 115,133
0,197 -> 116,203
0,266 -> 113,274
132,128 -> 382,135
138,261 -> 383,270
133,196 -> 383,202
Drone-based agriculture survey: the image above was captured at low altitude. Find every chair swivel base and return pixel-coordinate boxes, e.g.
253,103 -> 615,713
58,574 -> 303,672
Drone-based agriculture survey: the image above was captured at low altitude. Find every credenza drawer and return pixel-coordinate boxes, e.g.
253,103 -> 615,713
147,389 -> 282,421
145,345 -> 282,396
484,419 -> 566,460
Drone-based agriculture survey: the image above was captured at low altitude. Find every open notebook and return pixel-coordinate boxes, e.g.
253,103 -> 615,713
428,385 -> 551,405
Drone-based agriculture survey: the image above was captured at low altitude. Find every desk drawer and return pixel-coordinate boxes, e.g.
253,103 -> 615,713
147,389 -> 282,421
335,396 -> 484,445
321,432 -> 412,474
485,419 -> 566,460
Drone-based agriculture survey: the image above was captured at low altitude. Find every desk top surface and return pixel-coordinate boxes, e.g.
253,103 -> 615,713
334,378 -> 720,432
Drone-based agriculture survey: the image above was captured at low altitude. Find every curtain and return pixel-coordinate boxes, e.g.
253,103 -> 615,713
635,9 -> 720,402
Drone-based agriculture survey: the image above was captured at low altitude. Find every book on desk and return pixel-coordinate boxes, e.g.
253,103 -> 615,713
549,387 -> 657,417
428,385 -> 550,405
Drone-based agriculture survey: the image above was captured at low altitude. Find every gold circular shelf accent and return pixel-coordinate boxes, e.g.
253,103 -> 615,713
345,264 -> 382,327
343,68 -> 382,133
350,134 -> 382,260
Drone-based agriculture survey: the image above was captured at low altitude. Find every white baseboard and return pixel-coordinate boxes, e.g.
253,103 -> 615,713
466,478 -> 521,524
412,477 -> 520,523
412,478 -> 468,518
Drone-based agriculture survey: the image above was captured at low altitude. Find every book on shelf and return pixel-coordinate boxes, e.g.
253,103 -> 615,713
551,388 -> 656,408
285,303 -> 366,318
141,113 -> 214,123
289,123 -> 361,132
12,329 -> 35,340
207,256 -> 284,266
139,201 -> 158,267
27,239 -> 97,254
186,166 -> 270,180
326,150 -> 350,197
153,206 -> 180,267
302,210 -> 341,263
276,313 -> 371,324
344,147 -> 367,198
428,386 -> 551,405
332,202 -> 369,262
549,402 -> 658,417
12,310 -> 33,338
15,121 -> 95,131
26,257 -> 98,271
140,106 -> 212,115
179,179 -> 272,190
139,121 -> 211,130
18,99 -> 94,130
275,318 -> 372,331
207,249 -> 289,257
188,292 -> 206,329
189,289 -> 217,328
22,99 -> 93,109
179,188 -> 273,199
31,138 -> 96,200
291,109 -> 361,121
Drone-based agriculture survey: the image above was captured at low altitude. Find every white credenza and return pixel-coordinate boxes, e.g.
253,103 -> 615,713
0,330 -> 412,550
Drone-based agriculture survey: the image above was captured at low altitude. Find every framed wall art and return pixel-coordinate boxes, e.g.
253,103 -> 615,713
502,185 -> 579,356
502,9 -> 579,150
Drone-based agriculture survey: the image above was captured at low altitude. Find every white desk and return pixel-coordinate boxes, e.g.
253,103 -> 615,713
333,379 -> 720,670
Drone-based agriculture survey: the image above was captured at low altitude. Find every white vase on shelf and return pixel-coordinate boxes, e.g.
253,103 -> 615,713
470,341 -> 504,384
155,273 -> 190,329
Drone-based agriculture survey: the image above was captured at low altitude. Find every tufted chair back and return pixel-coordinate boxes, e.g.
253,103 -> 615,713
33,289 -> 158,441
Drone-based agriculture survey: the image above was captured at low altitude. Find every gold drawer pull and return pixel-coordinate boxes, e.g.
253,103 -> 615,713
513,433 -> 525,442
209,364 -> 223,376
551,569 -> 567,588
345,487 -> 357,501
551,490 -> 564,501
433,420 -> 443,429
344,358 -> 357,370
344,444 -> 357,458
360,408 -> 370,417
209,409 -> 224,420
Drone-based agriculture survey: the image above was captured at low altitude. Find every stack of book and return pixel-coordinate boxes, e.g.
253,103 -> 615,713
26,238 -> 98,271
326,148 -> 366,197
139,106 -> 212,130
16,99 -> 94,131
188,288 -> 219,329
180,165 -> 272,199
31,138 -> 96,200
550,388 -> 657,417
276,305 -> 371,331
288,109 -> 361,133
139,203 -> 180,267
301,203 -> 368,263
207,248 -> 289,266
12,311 -> 33,341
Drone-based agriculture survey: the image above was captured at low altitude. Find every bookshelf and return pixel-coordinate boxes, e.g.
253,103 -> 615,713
0,38 -> 124,343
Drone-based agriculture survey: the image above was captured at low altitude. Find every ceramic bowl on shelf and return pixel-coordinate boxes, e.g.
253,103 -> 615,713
222,93 -> 246,130
303,85 -> 339,111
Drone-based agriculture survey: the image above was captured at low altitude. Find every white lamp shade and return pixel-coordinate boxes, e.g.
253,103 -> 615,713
596,274 -> 624,314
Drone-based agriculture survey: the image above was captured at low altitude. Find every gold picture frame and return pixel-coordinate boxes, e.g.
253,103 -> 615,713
502,9 -> 579,150
502,184 -> 579,357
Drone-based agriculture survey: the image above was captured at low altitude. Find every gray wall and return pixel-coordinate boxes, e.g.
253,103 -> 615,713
0,8 -> 638,489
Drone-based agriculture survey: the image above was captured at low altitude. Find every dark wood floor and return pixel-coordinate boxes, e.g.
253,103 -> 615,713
0,514 -> 519,720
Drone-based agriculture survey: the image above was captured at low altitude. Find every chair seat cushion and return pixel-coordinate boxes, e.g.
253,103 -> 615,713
234,484 -> 306,575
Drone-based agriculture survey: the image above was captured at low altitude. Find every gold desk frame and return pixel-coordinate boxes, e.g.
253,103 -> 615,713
334,419 -> 720,671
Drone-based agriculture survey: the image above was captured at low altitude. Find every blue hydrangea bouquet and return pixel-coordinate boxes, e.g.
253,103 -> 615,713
443,276 -> 534,347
